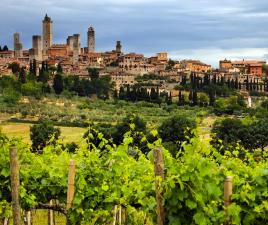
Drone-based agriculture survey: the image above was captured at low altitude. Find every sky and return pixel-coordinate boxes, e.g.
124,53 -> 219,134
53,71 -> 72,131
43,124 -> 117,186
1,0 -> 268,67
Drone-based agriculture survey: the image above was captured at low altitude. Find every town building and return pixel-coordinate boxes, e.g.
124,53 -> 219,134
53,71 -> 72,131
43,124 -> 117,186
219,59 -> 266,77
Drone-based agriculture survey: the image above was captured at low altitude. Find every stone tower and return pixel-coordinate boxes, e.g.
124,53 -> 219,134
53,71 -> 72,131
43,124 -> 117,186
30,35 -> 42,61
42,14 -> 53,55
72,34 -> 81,62
116,41 -> 122,53
87,26 -> 95,53
13,33 -> 23,58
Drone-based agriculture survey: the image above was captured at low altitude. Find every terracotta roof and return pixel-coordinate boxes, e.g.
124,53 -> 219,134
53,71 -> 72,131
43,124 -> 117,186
232,60 -> 266,65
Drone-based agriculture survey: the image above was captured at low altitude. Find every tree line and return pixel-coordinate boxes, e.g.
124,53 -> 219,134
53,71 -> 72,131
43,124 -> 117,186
0,45 -> 9,52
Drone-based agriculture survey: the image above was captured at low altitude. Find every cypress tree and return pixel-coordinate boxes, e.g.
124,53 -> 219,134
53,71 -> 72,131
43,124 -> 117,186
192,90 -> 198,106
119,87 -> 125,100
188,90 -> 193,104
113,89 -> 118,99
53,73 -> 64,95
18,67 -> 26,83
209,91 -> 216,106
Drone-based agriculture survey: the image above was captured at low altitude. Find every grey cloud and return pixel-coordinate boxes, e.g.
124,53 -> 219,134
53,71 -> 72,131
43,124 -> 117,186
0,0 -> 267,67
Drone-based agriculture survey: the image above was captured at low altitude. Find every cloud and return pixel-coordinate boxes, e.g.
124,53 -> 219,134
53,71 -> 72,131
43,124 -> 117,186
0,0 -> 267,67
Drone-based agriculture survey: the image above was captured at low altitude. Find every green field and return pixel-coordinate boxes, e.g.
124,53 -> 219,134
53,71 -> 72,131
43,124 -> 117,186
0,95 -> 210,144
0,122 -> 87,144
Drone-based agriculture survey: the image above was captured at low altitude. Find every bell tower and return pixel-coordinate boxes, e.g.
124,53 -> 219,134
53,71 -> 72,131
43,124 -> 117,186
42,14 -> 53,55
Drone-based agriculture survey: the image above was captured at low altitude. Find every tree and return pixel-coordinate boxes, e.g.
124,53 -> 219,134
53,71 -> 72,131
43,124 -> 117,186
2,88 -> 21,104
113,89 -> 118,99
178,91 -> 185,106
18,67 -> 26,83
192,90 -> 198,106
212,118 -> 244,146
112,114 -> 146,145
88,68 -> 99,80
211,118 -> 268,152
119,87 -> 125,100
21,81 -> 42,98
2,45 -> 8,51
158,115 -> 196,156
198,93 -> 209,107
57,63 -> 63,74
30,120 -> 61,153
166,59 -> 175,70
38,67 -> 49,83
8,62 -> 20,74
53,74 -> 64,95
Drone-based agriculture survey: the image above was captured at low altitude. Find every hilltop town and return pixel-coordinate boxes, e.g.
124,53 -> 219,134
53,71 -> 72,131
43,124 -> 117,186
1,14 -> 267,93
1,12 -> 268,225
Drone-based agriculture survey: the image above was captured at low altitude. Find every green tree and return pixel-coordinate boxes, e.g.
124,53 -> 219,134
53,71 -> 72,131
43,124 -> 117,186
2,88 -> 21,104
18,67 -> 26,83
8,62 -> 20,75
198,93 -> 209,107
2,45 -> 8,51
30,120 -> 61,153
53,74 -> 64,95
112,115 -> 146,146
158,115 -> 196,156
88,68 -> 100,80
57,63 -> 63,73
21,81 -> 42,98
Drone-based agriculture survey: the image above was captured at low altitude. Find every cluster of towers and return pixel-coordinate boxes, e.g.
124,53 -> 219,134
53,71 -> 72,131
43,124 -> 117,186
28,14 -> 54,61
14,14 -> 98,62
12,14 -> 124,64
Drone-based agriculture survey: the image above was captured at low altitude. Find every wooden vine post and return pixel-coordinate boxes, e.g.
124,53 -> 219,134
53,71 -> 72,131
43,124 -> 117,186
9,145 -> 21,225
224,176 -> 233,224
66,160 -> 76,210
153,147 -> 165,225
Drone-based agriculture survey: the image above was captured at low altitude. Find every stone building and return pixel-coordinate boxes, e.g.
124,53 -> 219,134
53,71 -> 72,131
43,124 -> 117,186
156,52 -> 168,62
48,44 -> 69,58
67,36 -> 74,52
219,59 -> 232,72
118,53 -> 156,75
87,26 -> 95,53
180,60 -> 212,73
220,59 -> 266,77
13,33 -> 23,58
43,14 -> 53,56
116,41 -> 122,54
30,35 -> 42,61
0,50 -> 14,59
72,34 -> 81,62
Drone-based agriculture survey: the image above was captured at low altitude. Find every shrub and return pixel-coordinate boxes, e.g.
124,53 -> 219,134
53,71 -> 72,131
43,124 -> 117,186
30,120 -> 61,153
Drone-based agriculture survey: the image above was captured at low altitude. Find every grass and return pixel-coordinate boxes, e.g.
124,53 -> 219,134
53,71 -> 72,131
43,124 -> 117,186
0,95 -> 211,144
0,122 -> 87,144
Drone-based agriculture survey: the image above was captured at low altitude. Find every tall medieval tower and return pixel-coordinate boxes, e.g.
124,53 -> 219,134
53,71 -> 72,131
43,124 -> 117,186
13,33 -> 23,58
87,26 -> 95,53
42,14 -> 53,55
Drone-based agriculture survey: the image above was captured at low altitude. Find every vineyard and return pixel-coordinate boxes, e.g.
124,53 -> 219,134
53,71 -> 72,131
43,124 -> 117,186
0,126 -> 267,225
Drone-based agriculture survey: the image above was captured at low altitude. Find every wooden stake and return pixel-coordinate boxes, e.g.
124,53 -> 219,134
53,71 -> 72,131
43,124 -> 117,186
224,176 -> 233,207
9,145 -> 21,225
153,147 -> 165,225
24,210 -> 31,225
66,160 -> 76,210
224,176 -> 233,224
118,205 -> 122,225
48,200 -> 54,225
113,205 -> 118,225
